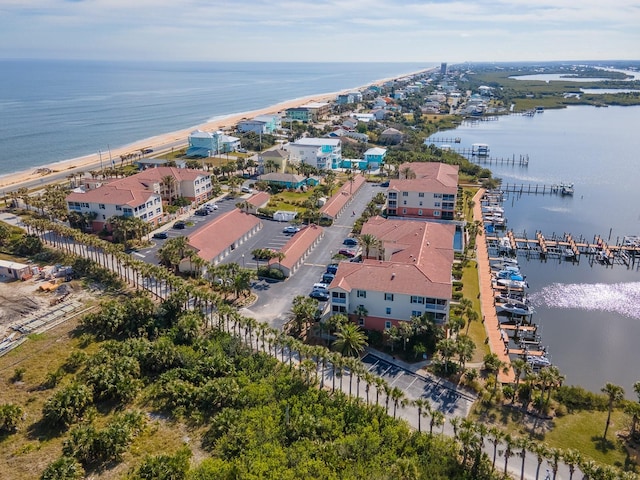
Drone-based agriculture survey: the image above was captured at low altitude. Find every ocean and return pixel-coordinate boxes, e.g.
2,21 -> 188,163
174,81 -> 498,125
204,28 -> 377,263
0,59 -> 430,177
434,106 -> 640,396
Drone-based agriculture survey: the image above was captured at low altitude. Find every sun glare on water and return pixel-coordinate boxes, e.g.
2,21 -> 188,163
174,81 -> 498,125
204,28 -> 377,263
529,282 -> 640,320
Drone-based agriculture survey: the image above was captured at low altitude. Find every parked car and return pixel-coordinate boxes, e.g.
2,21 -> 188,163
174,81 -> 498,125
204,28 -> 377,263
380,181 -> 390,187
326,264 -> 339,275
338,248 -> 357,258
343,238 -> 358,246
309,290 -> 329,301
283,225 -> 300,234
194,209 -> 209,216
152,231 -> 168,239
205,203 -> 218,211
313,282 -> 330,291
237,147 -> 248,153
241,186 -> 253,193
173,221 -> 186,229
322,273 -> 335,284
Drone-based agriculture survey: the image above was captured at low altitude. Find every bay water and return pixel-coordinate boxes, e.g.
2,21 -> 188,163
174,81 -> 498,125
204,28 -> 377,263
442,106 -> 640,395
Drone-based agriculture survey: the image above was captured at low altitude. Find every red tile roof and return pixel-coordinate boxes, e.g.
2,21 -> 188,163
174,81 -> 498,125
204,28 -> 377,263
66,185 -> 157,207
268,224 -> 323,269
329,216 -> 454,298
320,174 -> 366,219
390,162 -> 458,194
188,209 -> 262,261
247,191 -> 270,207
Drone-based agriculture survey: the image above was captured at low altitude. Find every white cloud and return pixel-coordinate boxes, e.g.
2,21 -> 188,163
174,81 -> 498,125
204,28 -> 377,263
0,0 -> 638,60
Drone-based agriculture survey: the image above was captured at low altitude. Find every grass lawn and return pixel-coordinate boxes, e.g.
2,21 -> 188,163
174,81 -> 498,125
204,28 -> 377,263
471,403 -> 635,470
544,410 -> 632,469
462,260 -> 490,362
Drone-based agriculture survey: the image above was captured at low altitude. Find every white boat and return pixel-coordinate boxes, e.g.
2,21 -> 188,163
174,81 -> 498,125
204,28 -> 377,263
490,256 -> 518,267
484,215 -> 506,225
497,278 -> 528,289
495,270 -> 524,281
527,355 -> 551,367
472,143 -> 490,156
495,292 -> 528,304
560,182 -> 574,195
498,302 -> 534,316
498,236 -> 513,253
482,205 -> 504,214
563,248 -> 576,259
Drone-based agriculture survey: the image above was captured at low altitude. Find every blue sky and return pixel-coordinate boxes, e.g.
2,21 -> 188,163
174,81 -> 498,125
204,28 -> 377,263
1,0 -> 639,61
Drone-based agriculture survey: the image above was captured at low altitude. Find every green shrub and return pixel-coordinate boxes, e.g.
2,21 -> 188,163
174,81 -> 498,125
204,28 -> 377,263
0,403 -> 24,433
41,456 -> 85,480
553,385 -> 608,412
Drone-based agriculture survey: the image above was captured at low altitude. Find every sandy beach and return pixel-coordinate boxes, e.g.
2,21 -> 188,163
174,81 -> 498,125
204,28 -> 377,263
0,68 -> 432,191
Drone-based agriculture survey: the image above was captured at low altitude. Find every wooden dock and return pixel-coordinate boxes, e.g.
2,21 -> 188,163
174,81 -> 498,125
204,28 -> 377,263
508,348 -> 546,357
500,183 -> 570,195
487,230 -> 640,265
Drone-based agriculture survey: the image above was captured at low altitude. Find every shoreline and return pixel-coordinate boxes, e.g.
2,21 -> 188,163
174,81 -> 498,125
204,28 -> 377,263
0,67 -> 433,191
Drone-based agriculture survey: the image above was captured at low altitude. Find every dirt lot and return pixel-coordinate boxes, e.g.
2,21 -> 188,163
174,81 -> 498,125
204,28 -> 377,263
0,276 -> 96,339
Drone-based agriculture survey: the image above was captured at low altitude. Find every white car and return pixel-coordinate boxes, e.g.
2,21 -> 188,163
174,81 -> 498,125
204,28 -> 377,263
283,225 -> 300,234
205,203 -> 218,211
241,186 -> 253,193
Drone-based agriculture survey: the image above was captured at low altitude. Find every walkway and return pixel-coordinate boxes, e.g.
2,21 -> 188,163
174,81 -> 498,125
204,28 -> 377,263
473,188 -> 515,383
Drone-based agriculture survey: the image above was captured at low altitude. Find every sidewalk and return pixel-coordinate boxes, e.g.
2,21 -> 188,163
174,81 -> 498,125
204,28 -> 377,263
472,188 -> 515,383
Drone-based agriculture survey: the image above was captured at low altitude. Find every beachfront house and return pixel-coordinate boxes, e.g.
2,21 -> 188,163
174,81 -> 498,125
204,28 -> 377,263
285,102 -> 331,124
285,137 -> 342,170
386,162 -> 458,220
186,130 -> 240,157
237,114 -> 281,134
328,216 -> 453,331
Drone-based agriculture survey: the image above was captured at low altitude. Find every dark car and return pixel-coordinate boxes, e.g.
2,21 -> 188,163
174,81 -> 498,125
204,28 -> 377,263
338,248 -> 357,258
309,290 -> 329,301
173,221 -> 186,229
322,273 -> 335,284
194,209 -> 209,216
380,181 -> 390,187
343,238 -> 358,246
152,231 -> 168,239
142,148 -> 154,154
326,264 -> 339,275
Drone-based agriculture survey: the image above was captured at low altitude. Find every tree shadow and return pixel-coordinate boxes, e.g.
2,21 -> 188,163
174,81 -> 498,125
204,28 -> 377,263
592,435 -> 616,453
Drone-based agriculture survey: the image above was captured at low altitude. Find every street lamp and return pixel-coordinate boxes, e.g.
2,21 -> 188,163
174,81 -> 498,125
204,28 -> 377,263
242,254 -> 245,268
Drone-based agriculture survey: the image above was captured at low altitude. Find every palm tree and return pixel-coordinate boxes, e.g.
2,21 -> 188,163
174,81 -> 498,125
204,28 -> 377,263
502,433 -> 515,477
488,426 -> 504,471
358,233 -> 379,259
390,386 -> 405,419
429,409 -> 445,435
332,323 -> 367,357
412,398 -> 430,433
516,436 -> 532,480
511,358 -> 530,404
602,382 -> 624,440
532,442 -> 549,480
562,449 -> 582,480
161,175 -> 177,203
374,377 -> 386,406
547,447 -> 562,480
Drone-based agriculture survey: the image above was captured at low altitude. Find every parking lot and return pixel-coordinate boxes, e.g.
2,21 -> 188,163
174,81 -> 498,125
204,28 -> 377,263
361,353 -> 475,418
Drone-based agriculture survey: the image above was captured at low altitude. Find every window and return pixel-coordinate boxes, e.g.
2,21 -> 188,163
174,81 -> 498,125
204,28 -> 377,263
332,305 -> 346,313
402,192 -> 408,197
386,307 -> 391,315
419,201 -> 423,206
434,202 -> 441,207
418,192 -> 424,197
402,209 -> 407,214
403,200 -> 407,205
385,321 -> 392,330
388,192 -> 397,199
412,310 -> 422,318
384,293 -> 394,301
411,296 -> 425,304
434,193 -> 442,199
418,209 -> 423,216
116,205 -> 122,211
358,318 -> 365,327
434,211 -> 440,217
98,204 -> 105,210
357,290 -> 366,298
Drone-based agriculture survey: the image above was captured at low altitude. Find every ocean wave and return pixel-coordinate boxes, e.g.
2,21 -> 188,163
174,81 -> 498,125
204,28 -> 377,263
529,282 -> 640,319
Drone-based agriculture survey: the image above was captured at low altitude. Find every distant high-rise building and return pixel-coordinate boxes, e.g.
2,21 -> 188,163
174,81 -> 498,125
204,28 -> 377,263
440,62 -> 447,75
